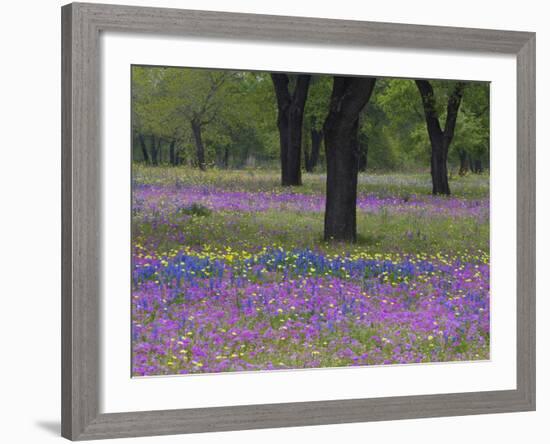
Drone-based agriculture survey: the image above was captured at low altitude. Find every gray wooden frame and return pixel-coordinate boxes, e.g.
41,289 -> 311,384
61,2 -> 536,440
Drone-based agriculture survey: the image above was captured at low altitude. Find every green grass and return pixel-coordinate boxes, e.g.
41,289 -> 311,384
133,166 -> 489,256
133,165 -> 490,200
134,208 -> 489,256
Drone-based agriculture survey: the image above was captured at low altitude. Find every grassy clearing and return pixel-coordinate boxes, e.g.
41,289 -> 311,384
133,165 -> 490,200
135,209 -> 489,256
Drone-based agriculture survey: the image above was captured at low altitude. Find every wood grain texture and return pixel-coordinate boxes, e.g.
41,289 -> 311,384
76,389 -> 533,440
76,2 -> 532,53
61,2 -> 536,440
516,35 -> 536,409
61,4 -> 73,438
62,3 -> 101,439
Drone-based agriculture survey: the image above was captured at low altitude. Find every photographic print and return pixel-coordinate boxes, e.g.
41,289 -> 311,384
131,66 -> 490,377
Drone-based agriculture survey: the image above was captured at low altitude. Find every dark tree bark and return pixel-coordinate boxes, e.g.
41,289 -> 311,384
169,140 -> 176,166
271,73 -> 311,186
323,76 -> 377,242
474,159 -> 483,173
191,120 -> 206,171
305,129 -> 323,172
223,146 -> 229,168
158,138 -> 163,164
287,75 -> 310,184
138,133 -> 150,163
358,135 -> 368,172
274,83 -> 290,181
150,135 -> 159,166
458,149 -> 469,176
415,80 -> 466,195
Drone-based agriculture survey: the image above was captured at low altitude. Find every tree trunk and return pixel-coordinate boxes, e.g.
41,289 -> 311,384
325,119 -> 360,242
415,80 -> 465,195
223,146 -> 229,168
323,77 -> 376,242
169,140 -> 176,166
287,76 -> 310,184
150,135 -> 158,166
157,139 -> 163,164
458,149 -> 468,176
358,135 -> 368,172
474,159 -> 483,173
304,141 -> 311,171
191,120 -> 206,171
138,133 -> 149,163
468,154 -> 475,173
274,98 -> 290,182
271,74 -> 311,186
430,134 -> 450,195
306,129 -> 322,172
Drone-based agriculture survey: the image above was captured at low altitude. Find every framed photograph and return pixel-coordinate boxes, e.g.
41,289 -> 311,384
61,2 -> 535,440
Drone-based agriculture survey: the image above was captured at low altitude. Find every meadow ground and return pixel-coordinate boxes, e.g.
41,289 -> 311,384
131,166 -> 490,376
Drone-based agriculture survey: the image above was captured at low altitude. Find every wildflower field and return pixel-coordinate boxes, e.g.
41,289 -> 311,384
132,167 -> 490,376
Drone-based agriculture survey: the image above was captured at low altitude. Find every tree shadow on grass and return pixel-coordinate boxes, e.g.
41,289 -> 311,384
317,232 -> 383,250
356,232 -> 383,246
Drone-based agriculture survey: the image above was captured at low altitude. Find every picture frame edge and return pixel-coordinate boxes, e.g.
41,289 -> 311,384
72,389 -> 532,440
515,32 -> 536,413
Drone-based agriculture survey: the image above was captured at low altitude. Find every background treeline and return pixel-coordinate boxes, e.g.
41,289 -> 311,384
132,65 -> 490,242
132,66 -> 489,175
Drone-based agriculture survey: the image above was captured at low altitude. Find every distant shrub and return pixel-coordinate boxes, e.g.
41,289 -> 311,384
177,203 -> 212,217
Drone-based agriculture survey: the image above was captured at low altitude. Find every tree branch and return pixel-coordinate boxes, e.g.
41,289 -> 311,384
415,79 -> 443,136
443,81 -> 466,142
291,74 -> 311,107
270,73 -> 292,111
